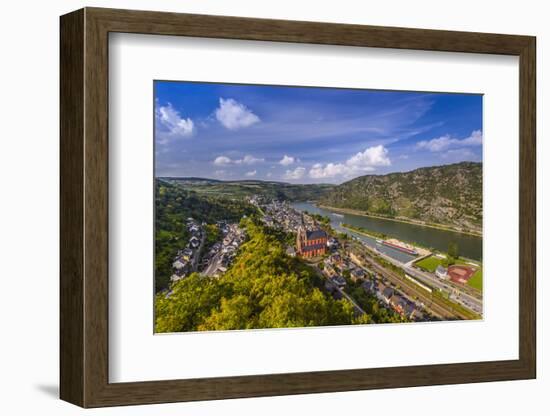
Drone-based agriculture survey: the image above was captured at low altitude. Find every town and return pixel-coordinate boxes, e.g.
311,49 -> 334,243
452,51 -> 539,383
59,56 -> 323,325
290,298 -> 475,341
259,198 -> 431,321
170,218 -> 247,282
165,196 -> 482,324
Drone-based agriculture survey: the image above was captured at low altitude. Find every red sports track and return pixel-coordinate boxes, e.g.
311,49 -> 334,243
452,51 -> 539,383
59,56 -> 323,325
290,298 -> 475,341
447,265 -> 476,284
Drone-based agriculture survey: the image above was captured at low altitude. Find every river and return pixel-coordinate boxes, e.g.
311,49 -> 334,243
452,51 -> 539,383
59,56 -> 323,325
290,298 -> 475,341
291,202 -> 482,262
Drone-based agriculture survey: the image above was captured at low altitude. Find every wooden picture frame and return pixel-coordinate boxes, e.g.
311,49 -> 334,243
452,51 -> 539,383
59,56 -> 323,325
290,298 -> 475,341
60,7 -> 536,408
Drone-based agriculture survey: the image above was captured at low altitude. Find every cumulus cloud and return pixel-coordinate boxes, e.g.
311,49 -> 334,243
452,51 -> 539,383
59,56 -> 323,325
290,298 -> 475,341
416,136 -> 452,152
309,163 -> 347,179
215,98 -> 260,130
155,103 -> 194,140
213,156 -> 232,166
235,155 -> 265,165
346,145 -> 392,169
279,155 -> 296,166
283,167 -> 306,180
245,170 -> 257,177
213,154 -> 264,166
442,148 -> 479,161
309,145 -> 391,179
460,130 -> 483,146
416,130 -> 482,152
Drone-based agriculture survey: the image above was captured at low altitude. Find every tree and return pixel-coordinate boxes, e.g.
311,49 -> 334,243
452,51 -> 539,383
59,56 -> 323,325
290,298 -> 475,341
199,295 -> 255,330
155,273 -> 229,333
448,241 -> 459,259
338,232 -> 349,241
442,256 -> 456,267
353,313 -> 372,325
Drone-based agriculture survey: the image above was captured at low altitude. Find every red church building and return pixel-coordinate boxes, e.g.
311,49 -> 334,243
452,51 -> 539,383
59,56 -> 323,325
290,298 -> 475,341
296,226 -> 328,258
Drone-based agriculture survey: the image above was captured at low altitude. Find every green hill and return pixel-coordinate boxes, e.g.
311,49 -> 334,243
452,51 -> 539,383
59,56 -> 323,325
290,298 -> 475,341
160,177 -> 334,201
319,162 -> 482,234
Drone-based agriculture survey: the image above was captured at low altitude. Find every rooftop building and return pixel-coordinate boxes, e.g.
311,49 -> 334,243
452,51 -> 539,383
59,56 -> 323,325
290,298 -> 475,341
296,225 -> 327,258
435,265 -> 448,279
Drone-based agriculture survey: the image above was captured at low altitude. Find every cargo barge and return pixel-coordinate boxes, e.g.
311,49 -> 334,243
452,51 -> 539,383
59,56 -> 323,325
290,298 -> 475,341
381,238 -> 418,255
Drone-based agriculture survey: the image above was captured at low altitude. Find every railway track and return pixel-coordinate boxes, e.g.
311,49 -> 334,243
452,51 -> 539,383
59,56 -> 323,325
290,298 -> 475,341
350,245 -> 464,320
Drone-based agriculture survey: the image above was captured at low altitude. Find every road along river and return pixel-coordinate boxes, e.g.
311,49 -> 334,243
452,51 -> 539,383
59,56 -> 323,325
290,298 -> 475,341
291,202 -> 482,262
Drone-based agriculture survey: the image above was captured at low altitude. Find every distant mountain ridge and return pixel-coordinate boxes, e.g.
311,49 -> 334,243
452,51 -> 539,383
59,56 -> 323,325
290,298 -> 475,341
319,162 -> 482,234
160,177 -> 334,201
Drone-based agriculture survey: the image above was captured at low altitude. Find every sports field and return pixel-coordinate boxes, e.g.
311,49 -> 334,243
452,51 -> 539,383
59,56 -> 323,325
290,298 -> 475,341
414,255 -> 443,272
448,265 -> 476,283
416,255 -> 483,292
467,268 -> 483,291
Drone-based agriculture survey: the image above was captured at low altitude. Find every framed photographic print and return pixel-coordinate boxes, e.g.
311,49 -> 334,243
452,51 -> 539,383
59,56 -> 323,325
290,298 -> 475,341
60,7 -> 536,408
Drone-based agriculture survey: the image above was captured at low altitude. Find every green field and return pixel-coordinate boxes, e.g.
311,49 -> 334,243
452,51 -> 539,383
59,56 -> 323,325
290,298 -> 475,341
453,259 -> 483,292
414,255 -> 444,272
416,255 -> 483,292
467,268 -> 483,291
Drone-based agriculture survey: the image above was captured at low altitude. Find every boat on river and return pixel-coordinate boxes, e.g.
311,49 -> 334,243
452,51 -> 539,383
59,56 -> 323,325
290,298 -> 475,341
382,238 -> 418,255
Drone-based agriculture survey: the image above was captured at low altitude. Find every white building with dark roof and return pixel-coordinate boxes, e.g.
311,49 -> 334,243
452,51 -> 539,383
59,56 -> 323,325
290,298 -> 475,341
435,265 -> 448,279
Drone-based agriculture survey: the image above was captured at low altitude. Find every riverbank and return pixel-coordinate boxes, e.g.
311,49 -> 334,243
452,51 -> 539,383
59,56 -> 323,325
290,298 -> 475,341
318,204 -> 482,237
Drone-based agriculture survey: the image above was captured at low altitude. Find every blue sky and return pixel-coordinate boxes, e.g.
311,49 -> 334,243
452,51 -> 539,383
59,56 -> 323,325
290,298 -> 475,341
154,81 -> 482,184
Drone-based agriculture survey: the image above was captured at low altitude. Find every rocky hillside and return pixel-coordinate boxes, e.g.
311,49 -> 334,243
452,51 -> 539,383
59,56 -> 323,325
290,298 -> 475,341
319,162 -> 482,234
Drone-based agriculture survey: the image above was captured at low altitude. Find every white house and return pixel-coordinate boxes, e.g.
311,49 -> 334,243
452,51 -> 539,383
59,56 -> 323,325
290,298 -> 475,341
435,265 -> 448,279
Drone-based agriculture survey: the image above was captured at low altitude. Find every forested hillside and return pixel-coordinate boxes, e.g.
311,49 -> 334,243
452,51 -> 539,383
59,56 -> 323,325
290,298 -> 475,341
320,162 -> 482,233
155,180 -> 257,292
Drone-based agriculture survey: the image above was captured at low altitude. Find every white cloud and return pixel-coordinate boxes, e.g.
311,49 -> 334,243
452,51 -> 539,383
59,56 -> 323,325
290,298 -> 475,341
213,156 -> 232,166
235,154 -> 265,165
245,170 -> 257,177
279,155 -> 295,166
215,98 -> 260,130
416,135 -> 453,152
213,154 -> 264,166
461,130 -> 483,146
156,103 -> 194,140
442,148 -> 479,161
346,145 -> 391,170
309,145 -> 391,179
309,163 -> 348,179
283,167 -> 306,180
416,130 -> 482,152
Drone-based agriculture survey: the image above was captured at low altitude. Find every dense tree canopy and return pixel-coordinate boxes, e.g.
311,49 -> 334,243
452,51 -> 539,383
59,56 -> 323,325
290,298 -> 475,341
155,220 -> 357,332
